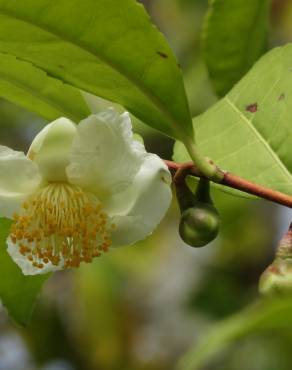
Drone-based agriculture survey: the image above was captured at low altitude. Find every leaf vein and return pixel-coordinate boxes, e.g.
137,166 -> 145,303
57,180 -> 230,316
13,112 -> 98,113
225,96 -> 292,182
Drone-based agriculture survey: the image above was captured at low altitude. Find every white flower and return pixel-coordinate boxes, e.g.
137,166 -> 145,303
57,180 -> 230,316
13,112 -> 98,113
0,108 -> 172,275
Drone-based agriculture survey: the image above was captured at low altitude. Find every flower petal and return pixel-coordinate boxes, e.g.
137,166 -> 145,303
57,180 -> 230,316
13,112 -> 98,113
67,109 -> 145,199
109,154 -> 172,246
0,146 -> 41,218
7,237 -> 63,275
28,117 -> 77,182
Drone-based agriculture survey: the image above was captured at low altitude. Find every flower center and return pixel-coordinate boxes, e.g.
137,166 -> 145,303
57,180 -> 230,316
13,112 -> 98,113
10,183 -> 115,270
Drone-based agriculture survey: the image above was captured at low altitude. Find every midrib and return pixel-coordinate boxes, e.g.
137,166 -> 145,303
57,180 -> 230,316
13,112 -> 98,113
225,96 -> 292,182
0,67 -> 82,121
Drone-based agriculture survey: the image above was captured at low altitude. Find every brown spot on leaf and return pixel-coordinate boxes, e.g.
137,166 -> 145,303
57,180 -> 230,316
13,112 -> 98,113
278,93 -> 285,101
157,51 -> 168,59
246,103 -> 258,113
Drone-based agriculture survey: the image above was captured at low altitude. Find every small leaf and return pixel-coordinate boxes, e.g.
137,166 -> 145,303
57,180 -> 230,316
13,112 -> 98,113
0,0 -> 193,139
177,298 -> 292,370
0,218 -> 49,326
0,53 -> 90,122
174,45 -> 292,197
203,0 -> 270,97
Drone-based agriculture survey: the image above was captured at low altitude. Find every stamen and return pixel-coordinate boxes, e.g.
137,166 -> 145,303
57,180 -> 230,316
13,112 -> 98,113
10,183 -> 113,270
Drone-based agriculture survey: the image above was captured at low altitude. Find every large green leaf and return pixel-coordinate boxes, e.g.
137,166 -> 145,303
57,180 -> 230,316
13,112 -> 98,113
0,0 -> 193,139
0,53 -> 90,122
203,0 -> 270,97
0,218 -> 49,326
177,298 -> 292,370
174,45 -> 292,197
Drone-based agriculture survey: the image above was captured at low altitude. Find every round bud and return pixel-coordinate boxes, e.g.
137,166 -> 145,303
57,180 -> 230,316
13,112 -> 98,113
259,258 -> 292,296
179,202 -> 220,248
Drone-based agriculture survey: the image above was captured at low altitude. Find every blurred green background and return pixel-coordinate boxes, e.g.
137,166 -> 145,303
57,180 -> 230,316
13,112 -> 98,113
0,0 -> 292,369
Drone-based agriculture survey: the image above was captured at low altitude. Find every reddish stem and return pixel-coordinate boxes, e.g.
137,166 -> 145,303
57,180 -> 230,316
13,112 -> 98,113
164,160 -> 292,208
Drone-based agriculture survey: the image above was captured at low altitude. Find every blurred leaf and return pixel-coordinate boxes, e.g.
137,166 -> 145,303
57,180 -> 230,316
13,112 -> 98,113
0,53 -> 89,122
75,260 -> 127,369
0,218 -> 49,326
177,297 -> 292,370
174,45 -> 292,196
203,0 -> 270,97
0,0 -> 193,139
184,59 -> 217,117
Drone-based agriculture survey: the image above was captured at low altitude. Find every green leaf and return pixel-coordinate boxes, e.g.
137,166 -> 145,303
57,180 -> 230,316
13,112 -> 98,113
177,298 -> 292,370
0,218 -> 49,326
203,0 -> 270,97
174,45 -> 292,197
0,53 -> 90,122
0,0 -> 193,139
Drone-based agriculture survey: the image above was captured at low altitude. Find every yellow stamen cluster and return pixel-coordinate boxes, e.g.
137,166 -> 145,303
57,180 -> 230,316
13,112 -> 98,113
10,183 -> 115,270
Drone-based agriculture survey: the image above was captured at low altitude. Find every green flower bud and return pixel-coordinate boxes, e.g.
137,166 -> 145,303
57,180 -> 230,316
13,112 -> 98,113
259,258 -> 292,296
176,177 -> 220,248
259,224 -> 292,296
179,202 -> 220,247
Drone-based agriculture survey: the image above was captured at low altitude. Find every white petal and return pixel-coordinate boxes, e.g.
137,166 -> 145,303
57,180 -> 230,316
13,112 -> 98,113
27,117 -> 77,182
109,154 -> 172,246
0,146 -> 41,218
7,237 -> 63,275
67,109 -> 146,199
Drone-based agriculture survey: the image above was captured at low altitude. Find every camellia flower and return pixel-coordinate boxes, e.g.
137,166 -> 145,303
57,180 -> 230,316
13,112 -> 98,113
0,108 -> 172,275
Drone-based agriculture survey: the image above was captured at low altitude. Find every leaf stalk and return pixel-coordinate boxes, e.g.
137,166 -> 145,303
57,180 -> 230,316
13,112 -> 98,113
165,160 -> 292,208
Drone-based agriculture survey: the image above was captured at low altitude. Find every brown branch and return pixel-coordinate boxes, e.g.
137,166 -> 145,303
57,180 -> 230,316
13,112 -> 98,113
164,160 -> 292,209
